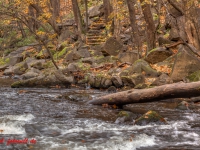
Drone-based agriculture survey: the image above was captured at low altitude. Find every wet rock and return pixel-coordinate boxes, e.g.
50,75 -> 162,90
63,93 -> 92,102
134,110 -> 167,126
152,73 -> 173,86
107,86 -> 117,93
118,51 -> 139,64
145,47 -> 173,64
176,101 -> 189,110
102,37 -> 123,56
115,111 -> 136,124
170,46 -> 200,82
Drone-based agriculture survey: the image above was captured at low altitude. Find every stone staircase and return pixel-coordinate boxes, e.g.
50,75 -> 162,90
86,18 -> 107,46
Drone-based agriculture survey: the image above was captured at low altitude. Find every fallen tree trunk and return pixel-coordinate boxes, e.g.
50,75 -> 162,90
88,81 -> 200,105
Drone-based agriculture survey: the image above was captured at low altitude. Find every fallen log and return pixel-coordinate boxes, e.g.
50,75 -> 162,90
88,81 -> 200,105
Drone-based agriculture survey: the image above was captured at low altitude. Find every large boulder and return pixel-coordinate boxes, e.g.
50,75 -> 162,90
88,4 -> 102,18
170,45 -> 200,82
145,47 -> 173,64
102,37 -> 123,56
118,51 -> 139,64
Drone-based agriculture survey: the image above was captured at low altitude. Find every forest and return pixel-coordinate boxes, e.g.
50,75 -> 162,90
1,0 -> 200,149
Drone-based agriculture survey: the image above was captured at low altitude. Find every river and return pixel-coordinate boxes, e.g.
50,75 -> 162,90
0,87 -> 200,150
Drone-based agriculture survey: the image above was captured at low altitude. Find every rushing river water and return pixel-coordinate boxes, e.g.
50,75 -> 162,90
0,87 -> 200,150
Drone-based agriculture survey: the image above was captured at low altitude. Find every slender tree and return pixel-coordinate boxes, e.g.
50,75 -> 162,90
140,0 -> 156,51
126,0 -> 142,58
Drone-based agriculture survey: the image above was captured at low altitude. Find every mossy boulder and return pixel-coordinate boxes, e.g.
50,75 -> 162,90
132,59 -> 160,77
4,61 -> 28,75
134,110 -> 167,126
121,73 -> 145,88
36,49 -> 50,59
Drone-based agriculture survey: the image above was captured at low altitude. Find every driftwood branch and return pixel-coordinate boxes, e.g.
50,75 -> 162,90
88,81 -> 200,105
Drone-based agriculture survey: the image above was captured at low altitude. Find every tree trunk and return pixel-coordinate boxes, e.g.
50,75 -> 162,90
126,0 -> 142,57
140,0 -> 156,51
84,0 -> 88,32
103,0 -> 112,23
71,0 -> 84,41
88,81 -> 200,105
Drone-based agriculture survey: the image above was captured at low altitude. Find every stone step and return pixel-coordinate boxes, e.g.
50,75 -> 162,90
86,36 -> 105,39
86,42 -> 104,45
86,39 -> 106,43
90,22 -> 105,27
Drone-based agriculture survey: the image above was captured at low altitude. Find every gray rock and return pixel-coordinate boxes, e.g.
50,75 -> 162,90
170,46 -> 200,82
152,73 -> 173,86
4,61 -> 28,75
118,51 -> 139,64
107,86 -> 117,93
121,73 -> 145,88
22,68 -> 40,80
9,56 -> 23,66
111,76 -> 123,88
102,37 -> 123,56
145,47 -> 173,64
132,59 -> 159,77
88,4 -> 102,18
54,70 -> 74,85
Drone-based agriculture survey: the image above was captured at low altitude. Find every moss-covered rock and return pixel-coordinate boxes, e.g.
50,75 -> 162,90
121,73 -> 145,88
115,111 -> 136,124
132,59 -> 159,77
134,110 -> 167,126
186,70 -> 200,82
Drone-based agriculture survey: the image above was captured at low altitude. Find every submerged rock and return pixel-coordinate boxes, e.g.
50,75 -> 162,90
134,110 -> 167,126
115,111 -> 136,124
